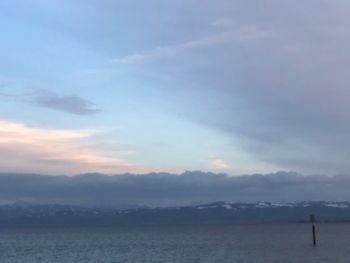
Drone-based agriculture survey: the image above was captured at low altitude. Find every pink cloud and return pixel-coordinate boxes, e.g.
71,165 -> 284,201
0,120 -> 148,174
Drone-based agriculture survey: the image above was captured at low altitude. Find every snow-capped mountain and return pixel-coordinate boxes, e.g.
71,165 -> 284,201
1,201 -> 350,227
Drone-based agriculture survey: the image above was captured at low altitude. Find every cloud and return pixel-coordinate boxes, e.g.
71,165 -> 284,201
0,171 -> 348,207
114,28 -> 271,64
208,157 -> 230,170
0,89 -> 100,115
0,120 -> 146,174
85,0 -> 350,174
29,89 -> 100,115
110,0 -> 350,175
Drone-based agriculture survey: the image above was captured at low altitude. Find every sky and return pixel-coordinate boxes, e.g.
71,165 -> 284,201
1,1 -> 350,175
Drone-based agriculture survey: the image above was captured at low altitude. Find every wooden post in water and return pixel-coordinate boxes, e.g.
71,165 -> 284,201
310,214 -> 316,246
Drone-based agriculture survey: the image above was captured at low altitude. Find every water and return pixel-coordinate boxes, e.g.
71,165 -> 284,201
0,223 -> 349,262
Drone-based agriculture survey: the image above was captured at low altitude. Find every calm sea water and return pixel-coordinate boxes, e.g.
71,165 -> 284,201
0,223 -> 349,262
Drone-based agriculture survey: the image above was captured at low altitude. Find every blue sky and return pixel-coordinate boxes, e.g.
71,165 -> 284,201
1,1 -> 350,175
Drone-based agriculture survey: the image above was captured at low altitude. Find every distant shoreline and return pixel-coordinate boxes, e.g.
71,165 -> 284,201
1,201 -> 350,227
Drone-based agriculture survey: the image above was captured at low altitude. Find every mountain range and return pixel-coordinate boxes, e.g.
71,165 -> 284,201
1,201 -> 350,227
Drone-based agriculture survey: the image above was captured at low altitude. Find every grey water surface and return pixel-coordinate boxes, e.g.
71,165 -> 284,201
0,223 -> 349,263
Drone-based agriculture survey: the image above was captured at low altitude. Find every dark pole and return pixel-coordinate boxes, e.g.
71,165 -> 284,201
310,214 -> 316,246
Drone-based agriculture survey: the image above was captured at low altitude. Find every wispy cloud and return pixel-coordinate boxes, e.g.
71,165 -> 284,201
211,18 -> 237,28
114,28 -> 271,64
0,120 -> 146,174
0,89 -> 100,115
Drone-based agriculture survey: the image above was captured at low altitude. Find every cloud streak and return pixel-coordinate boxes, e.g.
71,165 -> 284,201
0,120 -> 146,174
29,89 -> 101,115
115,28 -> 271,64
1,89 -> 100,115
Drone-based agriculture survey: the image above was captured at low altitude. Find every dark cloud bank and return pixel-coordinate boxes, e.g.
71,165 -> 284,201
1,171 -> 349,207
